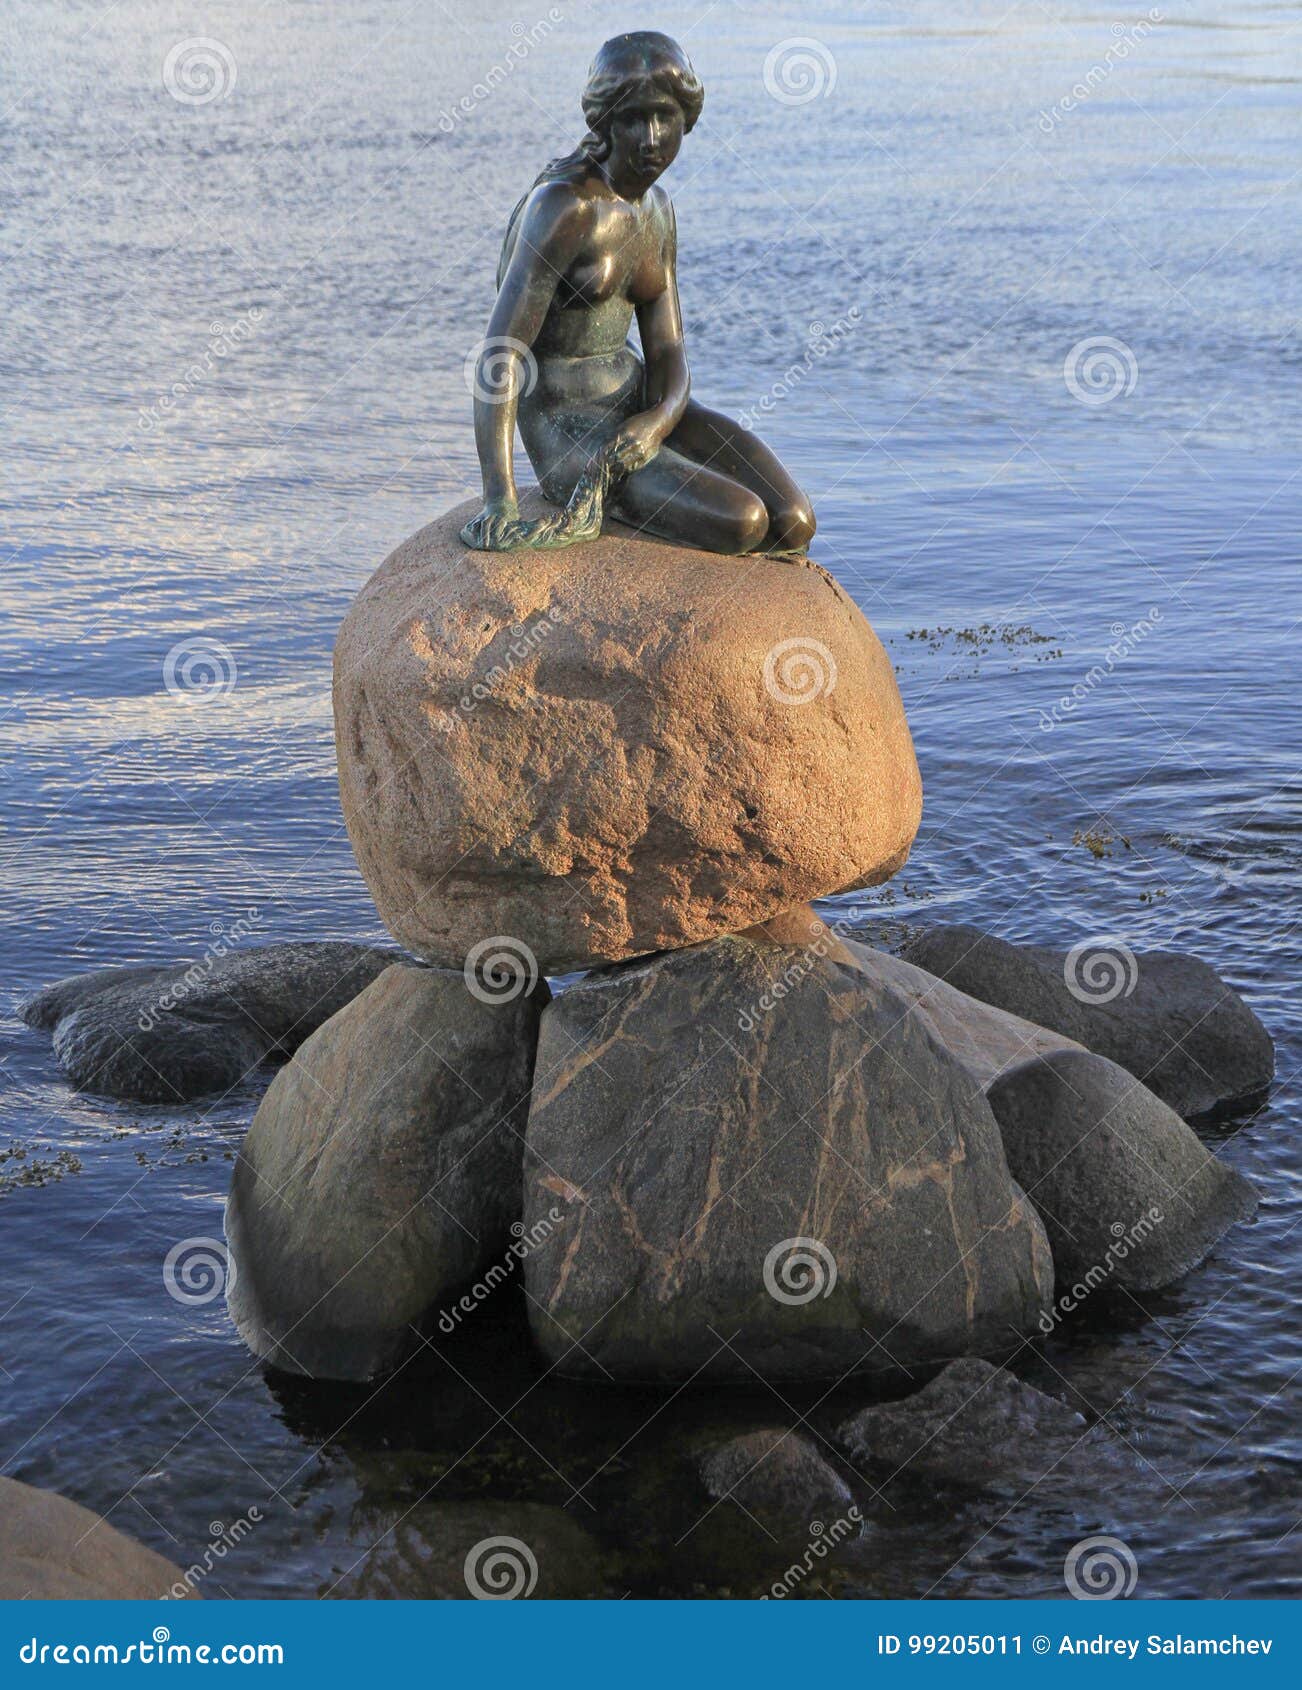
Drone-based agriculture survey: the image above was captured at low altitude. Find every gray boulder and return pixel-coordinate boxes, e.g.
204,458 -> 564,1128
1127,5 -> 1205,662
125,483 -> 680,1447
226,962 -> 546,1381
19,940 -> 400,1103
522,934 -> 1053,1383
742,908 -> 1079,1089
696,1429 -> 856,1535
987,1048 -> 1257,1292
0,1475 -> 197,1599
335,1501 -> 610,1599
902,924 -> 1273,1119
838,1357 -> 1090,1491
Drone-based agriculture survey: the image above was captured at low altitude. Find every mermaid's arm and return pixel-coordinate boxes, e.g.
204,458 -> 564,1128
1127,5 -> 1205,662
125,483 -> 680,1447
468,186 -> 587,515
630,199 -> 689,454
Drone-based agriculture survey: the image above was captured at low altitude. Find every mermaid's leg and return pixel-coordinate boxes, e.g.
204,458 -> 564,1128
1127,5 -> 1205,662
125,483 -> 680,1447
515,383 -> 808,557
609,444 -> 771,554
664,400 -> 816,554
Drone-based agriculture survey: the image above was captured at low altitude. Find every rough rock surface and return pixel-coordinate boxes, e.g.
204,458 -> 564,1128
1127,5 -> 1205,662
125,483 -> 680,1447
521,933 -> 1053,1382
837,1358 -> 1090,1491
902,924 -> 1273,1119
987,1048 -> 1257,1289
695,1429 -> 855,1534
226,963 -> 546,1381
336,1501 -> 610,1599
19,941 -> 399,1103
333,496 -> 922,973
745,908 -> 1081,1088
0,1476 -> 197,1600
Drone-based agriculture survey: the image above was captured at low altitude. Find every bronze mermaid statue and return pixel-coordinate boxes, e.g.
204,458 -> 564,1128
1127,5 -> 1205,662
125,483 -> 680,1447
461,31 -> 816,557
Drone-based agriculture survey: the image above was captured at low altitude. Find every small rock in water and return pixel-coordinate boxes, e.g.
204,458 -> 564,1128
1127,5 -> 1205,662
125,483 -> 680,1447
902,923 -> 1273,1120
226,963 -> 546,1382
837,1358 -> 1090,1492
695,1429 -> 855,1536
0,1475 -> 197,1599
333,1500 -> 610,1599
988,1048 -> 1257,1291
19,941 -> 399,1103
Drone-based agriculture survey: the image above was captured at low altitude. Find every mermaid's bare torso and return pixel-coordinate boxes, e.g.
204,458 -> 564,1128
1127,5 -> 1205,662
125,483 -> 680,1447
500,181 -> 673,502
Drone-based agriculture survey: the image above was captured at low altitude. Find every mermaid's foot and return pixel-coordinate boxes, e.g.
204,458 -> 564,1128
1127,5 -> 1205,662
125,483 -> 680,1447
744,542 -> 811,563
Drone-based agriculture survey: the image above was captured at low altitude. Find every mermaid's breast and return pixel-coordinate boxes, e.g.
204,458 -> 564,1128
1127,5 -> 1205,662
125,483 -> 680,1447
559,253 -> 621,307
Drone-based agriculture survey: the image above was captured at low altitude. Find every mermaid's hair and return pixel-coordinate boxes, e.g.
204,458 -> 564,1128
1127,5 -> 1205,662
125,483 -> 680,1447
497,33 -> 702,282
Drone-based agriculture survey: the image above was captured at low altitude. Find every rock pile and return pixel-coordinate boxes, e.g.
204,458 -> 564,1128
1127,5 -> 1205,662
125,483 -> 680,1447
23,513 -> 1270,1411
219,515 -> 1265,1386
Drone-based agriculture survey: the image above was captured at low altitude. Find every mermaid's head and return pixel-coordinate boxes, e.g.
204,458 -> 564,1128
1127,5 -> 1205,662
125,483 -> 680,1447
579,32 -> 703,185
536,32 -> 702,192
498,36 -> 703,282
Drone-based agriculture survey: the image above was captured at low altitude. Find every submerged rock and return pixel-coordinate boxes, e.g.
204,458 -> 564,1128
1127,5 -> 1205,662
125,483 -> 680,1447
837,1357 -> 1090,1491
226,963 -> 545,1381
333,496 -> 922,974
334,1500 -> 610,1599
521,933 -> 1053,1382
19,941 -> 399,1103
902,924 -> 1273,1119
695,1429 -> 855,1535
987,1048 -> 1257,1290
0,1476 -> 197,1599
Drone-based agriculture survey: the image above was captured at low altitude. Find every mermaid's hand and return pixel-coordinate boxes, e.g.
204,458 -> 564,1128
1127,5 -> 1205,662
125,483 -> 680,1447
460,496 -> 527,551
609,417 -> 663,476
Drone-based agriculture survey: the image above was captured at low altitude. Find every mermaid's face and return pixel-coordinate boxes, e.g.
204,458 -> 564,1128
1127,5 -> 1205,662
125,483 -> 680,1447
603,83 -> 685,193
